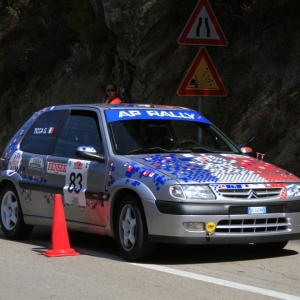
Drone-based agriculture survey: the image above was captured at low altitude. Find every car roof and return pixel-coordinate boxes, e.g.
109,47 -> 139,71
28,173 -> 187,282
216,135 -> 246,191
44,103 -> 195,112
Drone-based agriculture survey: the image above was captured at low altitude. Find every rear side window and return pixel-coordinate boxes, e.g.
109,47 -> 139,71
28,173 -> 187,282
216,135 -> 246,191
20,110 -> 67,155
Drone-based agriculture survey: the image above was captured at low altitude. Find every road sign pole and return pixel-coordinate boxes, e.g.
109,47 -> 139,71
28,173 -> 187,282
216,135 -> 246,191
198,96 -> 203,114
198,96 -> 203,143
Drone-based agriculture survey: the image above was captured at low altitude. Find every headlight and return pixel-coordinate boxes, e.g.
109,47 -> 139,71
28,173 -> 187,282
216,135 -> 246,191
286,184 -> 300,198
170,185 -> 215,201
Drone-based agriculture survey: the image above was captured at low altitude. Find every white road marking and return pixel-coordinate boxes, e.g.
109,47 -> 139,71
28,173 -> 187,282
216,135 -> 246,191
130,263 -> 300,300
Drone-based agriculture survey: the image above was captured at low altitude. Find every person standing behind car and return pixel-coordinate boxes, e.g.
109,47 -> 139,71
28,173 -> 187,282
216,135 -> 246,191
105,83 -> 123,104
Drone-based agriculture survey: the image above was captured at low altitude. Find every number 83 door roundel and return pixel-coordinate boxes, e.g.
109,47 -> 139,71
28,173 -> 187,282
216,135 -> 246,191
63,159 -> 90,206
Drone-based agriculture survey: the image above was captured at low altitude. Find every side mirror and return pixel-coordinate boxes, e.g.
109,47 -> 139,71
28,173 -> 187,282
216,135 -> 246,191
238,136 -> 255,148
240,146 -> 252,154
75,146 -> 105,163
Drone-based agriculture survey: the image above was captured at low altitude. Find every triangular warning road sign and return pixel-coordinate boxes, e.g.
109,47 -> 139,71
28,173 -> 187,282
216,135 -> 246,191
178,0 -> 227,46
177,47 -> 227,97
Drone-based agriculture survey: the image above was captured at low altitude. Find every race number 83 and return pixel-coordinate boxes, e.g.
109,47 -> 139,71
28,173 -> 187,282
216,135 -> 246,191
67,172 -> 83,194
63,159 -> 90,206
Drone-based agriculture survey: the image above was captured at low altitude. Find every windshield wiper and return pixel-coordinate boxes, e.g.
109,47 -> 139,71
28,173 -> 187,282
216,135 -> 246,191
126,147 -> 192,155
190,147 -> 235,154
190,147 -> 222,153
126,147 -> 169,154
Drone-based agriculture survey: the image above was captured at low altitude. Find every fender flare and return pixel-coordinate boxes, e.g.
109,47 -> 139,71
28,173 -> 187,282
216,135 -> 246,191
106,178 -> 157,237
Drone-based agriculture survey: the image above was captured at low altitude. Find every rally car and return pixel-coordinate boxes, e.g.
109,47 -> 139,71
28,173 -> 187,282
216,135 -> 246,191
1,103 -> 300,261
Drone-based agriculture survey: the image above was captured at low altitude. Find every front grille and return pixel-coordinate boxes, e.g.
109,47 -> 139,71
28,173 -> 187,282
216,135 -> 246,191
218,188 -> 282,199
216,218 -> 289,234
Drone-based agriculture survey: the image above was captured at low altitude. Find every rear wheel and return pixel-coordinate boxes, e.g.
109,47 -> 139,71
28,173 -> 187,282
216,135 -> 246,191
0,184 -> 33,239
254,241 -> 288,251
116,195 -> 155,261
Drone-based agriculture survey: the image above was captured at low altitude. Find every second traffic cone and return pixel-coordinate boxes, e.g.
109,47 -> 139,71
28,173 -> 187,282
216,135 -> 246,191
42,194 -> 79,257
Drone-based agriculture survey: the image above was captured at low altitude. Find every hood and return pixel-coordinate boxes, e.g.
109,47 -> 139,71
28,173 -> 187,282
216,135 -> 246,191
127,153 -> 299,184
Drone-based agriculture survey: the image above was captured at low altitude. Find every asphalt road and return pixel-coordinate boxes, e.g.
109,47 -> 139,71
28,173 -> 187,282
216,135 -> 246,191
1,226 -> 300,300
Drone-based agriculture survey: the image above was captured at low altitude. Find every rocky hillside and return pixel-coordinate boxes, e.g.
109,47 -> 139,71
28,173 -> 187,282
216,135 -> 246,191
1,0 -> 300,175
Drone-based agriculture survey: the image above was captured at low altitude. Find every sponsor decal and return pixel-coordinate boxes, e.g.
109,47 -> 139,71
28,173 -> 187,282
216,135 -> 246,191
105,109 -> 211,124
118,110 -> 195,119
146,111 -> 195,119
74,161 -> 83,170
71,197 -> 79,205
47,162 -> 67,174
7,150 -> 23,175
29,157 -> 44,171
33,127 -> 55,134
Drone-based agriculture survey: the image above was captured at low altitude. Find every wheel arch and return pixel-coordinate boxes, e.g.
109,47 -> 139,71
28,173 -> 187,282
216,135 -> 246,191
0,178 -> 23,209
0,178 -> 34,239
110,184 -> 155,239
0,179 -> 17,195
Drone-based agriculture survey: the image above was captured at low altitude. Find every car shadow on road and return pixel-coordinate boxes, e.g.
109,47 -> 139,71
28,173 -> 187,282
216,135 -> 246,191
66,230 -> 299,265
1,226 -> 298,265
148,243 -> 298,265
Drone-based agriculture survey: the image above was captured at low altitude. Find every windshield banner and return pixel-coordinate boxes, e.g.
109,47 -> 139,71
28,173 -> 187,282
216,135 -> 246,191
105,109 -> 211,124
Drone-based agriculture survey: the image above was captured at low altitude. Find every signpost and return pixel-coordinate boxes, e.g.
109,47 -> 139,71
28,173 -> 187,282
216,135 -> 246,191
177,0 -> 228,117
177,46 -> 227,97
178,0 -> 227,46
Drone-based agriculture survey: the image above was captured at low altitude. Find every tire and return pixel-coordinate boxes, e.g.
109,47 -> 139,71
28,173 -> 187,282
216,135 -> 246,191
0,184 -> 33,239
116,195 -> 155,261
254,241 -> 288,251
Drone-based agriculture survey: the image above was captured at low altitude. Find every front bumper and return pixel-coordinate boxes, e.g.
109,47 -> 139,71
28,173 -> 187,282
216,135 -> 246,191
142,199 -> 300,244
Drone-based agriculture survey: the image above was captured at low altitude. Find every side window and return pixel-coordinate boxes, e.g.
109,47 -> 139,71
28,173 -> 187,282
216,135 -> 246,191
20,110 -> 67,155
53,110 -> 103,158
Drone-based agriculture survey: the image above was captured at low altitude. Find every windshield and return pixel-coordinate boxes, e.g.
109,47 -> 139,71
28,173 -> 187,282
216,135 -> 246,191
108,119 -> 240,155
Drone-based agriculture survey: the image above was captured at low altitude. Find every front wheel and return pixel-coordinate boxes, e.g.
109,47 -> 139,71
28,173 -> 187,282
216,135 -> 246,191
116,195 -> 155,261
0,184 -> 33,239
254,241 -> 288,252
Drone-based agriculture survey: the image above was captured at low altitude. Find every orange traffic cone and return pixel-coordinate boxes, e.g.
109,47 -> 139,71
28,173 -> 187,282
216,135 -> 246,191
42,194 -> 79,257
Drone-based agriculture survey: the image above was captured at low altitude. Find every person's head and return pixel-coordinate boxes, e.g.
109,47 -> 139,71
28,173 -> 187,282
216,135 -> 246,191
106,83 -> 118,100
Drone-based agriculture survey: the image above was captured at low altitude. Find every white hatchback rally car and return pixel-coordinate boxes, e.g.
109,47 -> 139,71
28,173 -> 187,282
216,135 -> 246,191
1,103 -> 300,261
